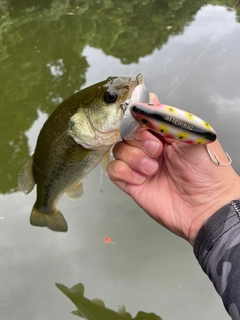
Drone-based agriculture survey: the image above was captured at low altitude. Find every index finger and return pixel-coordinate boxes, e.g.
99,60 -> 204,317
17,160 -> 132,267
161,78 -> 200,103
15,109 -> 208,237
121,130 -> 163,158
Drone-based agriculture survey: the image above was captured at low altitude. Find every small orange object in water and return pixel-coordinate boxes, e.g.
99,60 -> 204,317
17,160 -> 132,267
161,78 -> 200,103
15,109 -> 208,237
104,237 -> 111,243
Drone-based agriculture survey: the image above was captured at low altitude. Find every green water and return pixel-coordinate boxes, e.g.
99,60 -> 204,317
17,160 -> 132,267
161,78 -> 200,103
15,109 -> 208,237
0,1 -> 240,319
1,0 -> 240,194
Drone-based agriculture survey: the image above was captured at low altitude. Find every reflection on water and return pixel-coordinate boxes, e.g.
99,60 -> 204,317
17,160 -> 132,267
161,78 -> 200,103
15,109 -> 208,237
56,282 -> 162,319
1,0 -> 239,193
25,109 -> 48,155
1,1 -> 240,320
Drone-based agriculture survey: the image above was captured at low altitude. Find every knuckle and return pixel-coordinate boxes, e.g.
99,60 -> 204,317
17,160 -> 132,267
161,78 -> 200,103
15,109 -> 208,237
127,147 -> 142,163
111,160 -> 127,179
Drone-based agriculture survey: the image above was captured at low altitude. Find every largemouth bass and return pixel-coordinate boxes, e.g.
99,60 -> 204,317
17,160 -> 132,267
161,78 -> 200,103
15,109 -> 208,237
18,75 -> 142,232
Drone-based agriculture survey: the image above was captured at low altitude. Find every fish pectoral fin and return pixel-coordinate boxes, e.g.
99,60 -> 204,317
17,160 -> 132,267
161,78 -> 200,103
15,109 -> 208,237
18,156 -> 35,194
71,310 -> 84,317
30,205 -> 68,232
99,151 -> 110,175
65,181 -> 83,200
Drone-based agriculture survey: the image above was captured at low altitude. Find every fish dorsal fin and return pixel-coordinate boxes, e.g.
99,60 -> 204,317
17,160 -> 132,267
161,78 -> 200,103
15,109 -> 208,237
18,156 -> 35,194
99,151 -> 110,175
65,181 -> 83,200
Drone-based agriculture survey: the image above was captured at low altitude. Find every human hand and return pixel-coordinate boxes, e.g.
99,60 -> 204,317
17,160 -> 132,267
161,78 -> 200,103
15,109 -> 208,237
108,96 -> 240,245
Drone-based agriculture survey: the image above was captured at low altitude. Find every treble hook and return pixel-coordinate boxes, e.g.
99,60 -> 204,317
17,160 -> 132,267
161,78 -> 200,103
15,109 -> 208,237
205,144 -> 232,167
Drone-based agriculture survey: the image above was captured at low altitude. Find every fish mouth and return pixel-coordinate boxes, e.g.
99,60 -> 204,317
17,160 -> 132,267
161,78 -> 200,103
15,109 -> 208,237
89,75 -> 144,145
86,78 -> 144,147
70,75 -> 143,149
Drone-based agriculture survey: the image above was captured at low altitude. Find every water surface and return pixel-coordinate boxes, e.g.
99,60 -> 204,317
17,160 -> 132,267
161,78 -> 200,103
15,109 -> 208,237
1,1 -> 240,319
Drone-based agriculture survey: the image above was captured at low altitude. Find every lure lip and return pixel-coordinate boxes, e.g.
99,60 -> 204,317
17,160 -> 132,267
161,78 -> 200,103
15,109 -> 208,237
124,73 -> 144,102
120,84 -> 149,140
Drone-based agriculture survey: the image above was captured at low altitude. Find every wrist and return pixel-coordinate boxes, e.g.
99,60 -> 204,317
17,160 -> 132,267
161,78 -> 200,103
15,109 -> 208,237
188,179 -> 240,246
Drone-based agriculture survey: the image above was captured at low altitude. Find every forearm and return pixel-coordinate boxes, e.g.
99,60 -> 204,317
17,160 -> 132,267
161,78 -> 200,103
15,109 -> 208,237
194,199 -> 240,319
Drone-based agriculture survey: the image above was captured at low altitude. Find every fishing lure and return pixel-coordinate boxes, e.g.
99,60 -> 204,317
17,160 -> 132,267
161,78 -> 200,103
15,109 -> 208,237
130,102 -> 217,145
120,84 -> 231,166
120,84 -> 150,140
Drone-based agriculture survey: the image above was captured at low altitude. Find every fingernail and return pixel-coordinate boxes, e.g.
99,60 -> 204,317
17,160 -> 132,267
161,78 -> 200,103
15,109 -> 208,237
141,158 -> 158,174
133,171 -> 146,184
144,141 -> 160,156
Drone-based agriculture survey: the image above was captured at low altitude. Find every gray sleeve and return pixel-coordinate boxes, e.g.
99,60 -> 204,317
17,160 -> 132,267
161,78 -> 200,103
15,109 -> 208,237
194,200 -> 240,320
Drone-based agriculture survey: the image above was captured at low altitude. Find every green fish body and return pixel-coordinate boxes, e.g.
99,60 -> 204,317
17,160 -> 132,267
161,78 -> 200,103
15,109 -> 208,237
18,75 -> 142,232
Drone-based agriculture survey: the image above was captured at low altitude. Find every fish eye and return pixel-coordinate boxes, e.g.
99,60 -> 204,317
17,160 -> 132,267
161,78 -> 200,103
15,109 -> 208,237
104,91 -> 118,104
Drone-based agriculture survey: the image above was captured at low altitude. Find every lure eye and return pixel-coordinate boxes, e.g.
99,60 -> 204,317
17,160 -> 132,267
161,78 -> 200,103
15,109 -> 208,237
104,91 -> 118,103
